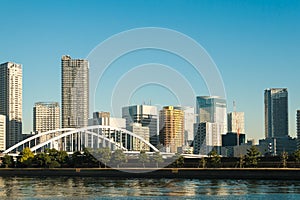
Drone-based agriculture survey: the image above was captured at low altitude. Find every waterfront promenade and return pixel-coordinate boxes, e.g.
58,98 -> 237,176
0,168 -> 300,180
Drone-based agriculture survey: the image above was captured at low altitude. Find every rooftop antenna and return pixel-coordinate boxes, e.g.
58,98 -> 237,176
233,100 -> 236,112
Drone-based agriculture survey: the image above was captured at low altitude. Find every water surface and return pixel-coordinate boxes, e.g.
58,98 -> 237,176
0,177 -> 299,199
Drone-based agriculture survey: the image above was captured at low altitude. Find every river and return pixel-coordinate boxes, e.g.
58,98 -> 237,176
0,177 -> 299,199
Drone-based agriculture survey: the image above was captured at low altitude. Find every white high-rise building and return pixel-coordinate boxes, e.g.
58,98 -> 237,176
0,115 -> 6,151
61,55 -> 89,129
194,96 -> 227,154
122,105 -> 158,147
227,112 -> 245,134
194,122 -> 222,155
0,62 -> 22,148
183,106 -> 195,145
89,111 -> 125,128
33,102 -> 60,133
196,96 -> 227,132
128,123 -> 150,151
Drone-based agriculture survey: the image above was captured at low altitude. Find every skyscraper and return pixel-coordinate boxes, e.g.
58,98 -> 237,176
227,112 -> 245,134
61,55 -> 89,128
196,96 -> 227,129
182,106 -> 195,145
0,62 -> 22,148
159,106 -> 184,153
194,96 -> 227,154
264,88 -> 288,138
0,115 -> 6,151
122,105 -> 158,147
33,102 -> 60,133
193,122 -> 221,154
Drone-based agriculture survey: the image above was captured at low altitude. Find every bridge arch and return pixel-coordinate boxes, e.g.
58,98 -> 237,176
4,125 -> 159,154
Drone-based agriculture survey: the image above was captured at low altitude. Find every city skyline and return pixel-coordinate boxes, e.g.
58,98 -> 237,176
1,1 -> 300,142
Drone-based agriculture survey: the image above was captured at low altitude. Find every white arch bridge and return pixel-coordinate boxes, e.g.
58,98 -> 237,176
3,125 -> 159,154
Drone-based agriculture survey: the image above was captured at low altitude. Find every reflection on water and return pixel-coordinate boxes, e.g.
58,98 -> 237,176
0,177 -> 299,199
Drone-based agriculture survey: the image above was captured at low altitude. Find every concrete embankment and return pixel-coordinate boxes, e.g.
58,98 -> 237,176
0,168 -> 300,180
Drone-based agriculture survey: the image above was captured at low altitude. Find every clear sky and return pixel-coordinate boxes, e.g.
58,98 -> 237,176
1,0 -> 300,142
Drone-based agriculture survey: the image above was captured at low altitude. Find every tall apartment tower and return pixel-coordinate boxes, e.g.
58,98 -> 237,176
61,55 -> 89,128
0,115 -> 6,151
33,102 -> 60,133
122,105 -> 158,147
182,106 -> 195,145
227,112 -> 245,134
0,62 -> 22,148
264,88 -> 288,139
194,96 -> 227,154
159,106 -> 184,153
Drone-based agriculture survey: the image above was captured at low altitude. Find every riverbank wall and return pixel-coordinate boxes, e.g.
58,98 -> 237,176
0,168 -> 299,180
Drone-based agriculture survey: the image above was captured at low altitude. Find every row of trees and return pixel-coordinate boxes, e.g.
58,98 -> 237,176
91,148 -> 164,168
1,147 -> 166,168
2,146 -> 300,168
197,146 -> 300,168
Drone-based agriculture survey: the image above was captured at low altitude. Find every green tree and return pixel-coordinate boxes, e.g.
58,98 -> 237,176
281,151 -> 288,168
245,146 -> 260,168
139,150 -> 150,168
293,149 -> 300,164
44,148 -> 70,168
239,155 -> 245,168
19,147 -> 34,167
172,153 -> 184,168
2,155 -> 13,168
49,160 -> 61,168
98,147 -> 112,168
82,148 -> 98,167
112,149 -> 127,168
209,150 -> 221,168
71,151 -> 83,167
56,150 -> 69,166
198,157 -> 206,168
33,153 -> 51,168
152,152 -> 163,168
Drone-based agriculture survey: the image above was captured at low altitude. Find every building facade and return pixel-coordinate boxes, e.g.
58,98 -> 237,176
89,111 -> 126,128
264,88 -> 288,139
227,112 -> 245,134
61,55 -> 89,129
183,106 -> 195,145
196,96 -> 227,133
0,115 -> 6,151
159,106 -> 184,153
0,62 -> 22,148
222,132 -> 246,147
128,123 -> 150,151
33,102 -> 60,133
193,122 -> 223,155
122,105 -> 158,147
194,96 -> 227,154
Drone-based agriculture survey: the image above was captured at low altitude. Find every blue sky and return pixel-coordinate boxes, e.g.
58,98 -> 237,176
1,0 -> 300,142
